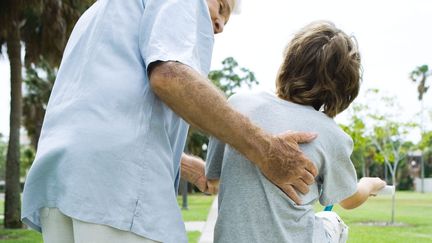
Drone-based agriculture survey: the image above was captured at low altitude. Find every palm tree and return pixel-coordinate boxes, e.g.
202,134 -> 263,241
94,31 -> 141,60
410,65 -> 431,101
0,0 -> 26,229
410,65 -> 431,193
23,59 -> 56,149
21,0 -> 95,149
0,0 -> 95,228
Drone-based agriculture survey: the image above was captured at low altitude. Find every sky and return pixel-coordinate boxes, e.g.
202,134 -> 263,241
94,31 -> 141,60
1,0 -> 431,142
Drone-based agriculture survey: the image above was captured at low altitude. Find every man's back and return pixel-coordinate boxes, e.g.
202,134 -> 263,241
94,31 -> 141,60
206,91 -> 357,243
22,1 -> 214,242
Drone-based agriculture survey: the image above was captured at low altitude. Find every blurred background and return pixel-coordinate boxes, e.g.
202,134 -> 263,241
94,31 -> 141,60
0,0 -> 431,242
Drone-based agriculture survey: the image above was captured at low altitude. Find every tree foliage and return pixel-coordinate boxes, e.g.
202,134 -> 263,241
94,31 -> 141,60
0,138 -> 7,181
341,89 -> 418,224
23,58 -> 57,149
418,130 -> 432,177
340,104 -> 376,177
410,64 -> 431,101
0,0 -> 95,228
208,57 -> 258,97
410,65 -> 431,181
369,115 -> 415,224
1,0 -> 95,66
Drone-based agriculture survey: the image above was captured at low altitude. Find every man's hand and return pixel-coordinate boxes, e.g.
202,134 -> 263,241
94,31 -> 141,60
257,131 -> 318,205
150,62 -> 317,204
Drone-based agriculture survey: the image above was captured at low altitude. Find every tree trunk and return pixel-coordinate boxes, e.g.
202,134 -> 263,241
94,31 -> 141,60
384,164 -> 388,182
4,22 -> 23,229
365,157 -> 371,177
390,174 -> 396,225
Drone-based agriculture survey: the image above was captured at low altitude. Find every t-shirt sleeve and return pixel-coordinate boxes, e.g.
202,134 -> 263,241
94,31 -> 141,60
205,136 -> 226,179
139,0 -> 214,75
318,135 -> 358,206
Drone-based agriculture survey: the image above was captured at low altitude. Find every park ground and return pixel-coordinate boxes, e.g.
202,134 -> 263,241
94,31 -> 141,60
0,192 -> 431,243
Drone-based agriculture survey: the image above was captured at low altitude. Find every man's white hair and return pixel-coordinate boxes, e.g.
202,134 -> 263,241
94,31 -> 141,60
233,0 -> 242,14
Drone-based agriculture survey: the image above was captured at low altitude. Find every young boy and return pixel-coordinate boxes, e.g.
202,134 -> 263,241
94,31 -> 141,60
205,21 -> 386,243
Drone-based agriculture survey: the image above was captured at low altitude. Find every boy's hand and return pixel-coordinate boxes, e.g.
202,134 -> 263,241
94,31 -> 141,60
193,176 -> 219,194
206,179 -> 219,195
358,177 -> 386,196
257,131 -> 318,205
181,154 -> 219,194
193,173 -> 208,193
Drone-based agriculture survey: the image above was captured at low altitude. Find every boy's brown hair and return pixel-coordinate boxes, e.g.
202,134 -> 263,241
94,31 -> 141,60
276,21 -> 361,117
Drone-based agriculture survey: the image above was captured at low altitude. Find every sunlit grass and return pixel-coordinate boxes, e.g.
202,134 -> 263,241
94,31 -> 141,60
316,192 -> 432,243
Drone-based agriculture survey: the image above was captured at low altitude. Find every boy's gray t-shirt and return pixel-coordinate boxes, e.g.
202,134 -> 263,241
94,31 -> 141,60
206,91 -> 357,243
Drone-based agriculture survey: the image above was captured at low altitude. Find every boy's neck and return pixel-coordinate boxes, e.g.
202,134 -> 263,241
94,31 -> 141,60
275,92 -> 321,111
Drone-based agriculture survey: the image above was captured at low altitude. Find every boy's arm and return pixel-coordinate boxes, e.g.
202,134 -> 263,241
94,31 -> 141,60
339,177 -> 386,209
180,154 -> 219,194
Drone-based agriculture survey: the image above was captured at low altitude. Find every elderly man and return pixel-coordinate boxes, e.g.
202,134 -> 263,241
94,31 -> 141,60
22,0 -> 317,242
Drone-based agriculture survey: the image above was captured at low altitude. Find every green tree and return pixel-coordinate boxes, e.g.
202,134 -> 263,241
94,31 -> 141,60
0,0 -> 95,228
369,115 -> 416,224
410,65 -> 431,193
1,0 -> 28,228
410,65 -> 431,101
23,59 -> 56,149
341,89 -> 417,224
0,142 -> 34,183
340,103 -> 376,177
418,130 -> 432,177
0,136 -> 7,182
208,57 -> 258,97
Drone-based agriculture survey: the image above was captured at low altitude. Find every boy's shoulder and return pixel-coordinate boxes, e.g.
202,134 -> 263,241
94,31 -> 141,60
227,91 -> 352,145
227,90 -> 268,103
227,90 -> 292,110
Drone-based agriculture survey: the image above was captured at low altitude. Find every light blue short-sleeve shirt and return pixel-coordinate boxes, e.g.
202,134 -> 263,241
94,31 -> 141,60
21,0 -> 214,242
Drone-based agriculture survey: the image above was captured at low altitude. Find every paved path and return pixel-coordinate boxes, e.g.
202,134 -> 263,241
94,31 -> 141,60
185,221 -> 206,232
198,196 -> 218,243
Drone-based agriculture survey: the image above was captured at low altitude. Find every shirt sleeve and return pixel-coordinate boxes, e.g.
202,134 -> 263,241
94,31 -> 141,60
205,136 -> 226,179
139,0 -> 215,75
318,134 -> 358,206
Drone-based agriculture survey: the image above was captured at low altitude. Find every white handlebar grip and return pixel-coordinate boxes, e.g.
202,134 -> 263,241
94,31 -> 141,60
377,185 -> 395,195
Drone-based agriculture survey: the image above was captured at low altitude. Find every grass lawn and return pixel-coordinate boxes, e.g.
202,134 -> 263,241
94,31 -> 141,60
0,229 -> 203,243
1,192 -> 430,242
320,191 -> 432,243
0,229 -> 41,243
178,194 -> 215,243
187,231 -> 202,243
0,193 -> 214,243
178,194 -> 215,221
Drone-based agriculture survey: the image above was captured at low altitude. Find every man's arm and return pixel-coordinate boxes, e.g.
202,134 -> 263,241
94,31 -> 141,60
150,61 -> 318,204
339,177 -> 386,209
